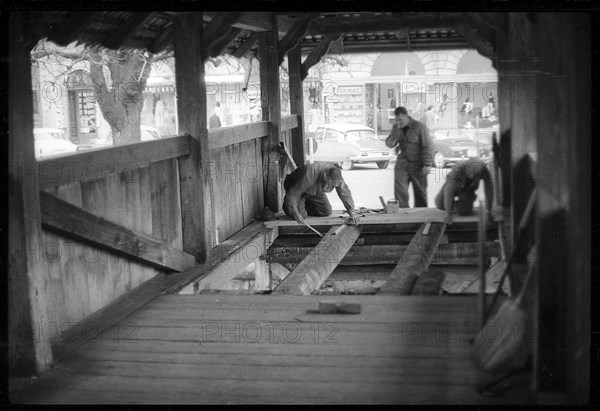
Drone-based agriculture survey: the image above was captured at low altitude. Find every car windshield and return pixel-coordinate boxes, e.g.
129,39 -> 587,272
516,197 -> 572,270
345,130 -> 376,142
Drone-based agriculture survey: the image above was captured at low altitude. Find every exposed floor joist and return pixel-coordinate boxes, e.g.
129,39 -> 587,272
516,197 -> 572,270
379,223 -> 447,295
272,225 -> 361,295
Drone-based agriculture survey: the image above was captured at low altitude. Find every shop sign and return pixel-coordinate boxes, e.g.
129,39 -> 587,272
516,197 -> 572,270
337,86 -> 362,95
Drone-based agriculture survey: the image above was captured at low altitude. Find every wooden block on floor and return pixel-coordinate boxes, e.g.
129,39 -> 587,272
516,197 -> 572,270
411,269 -> 446,296
318,300 -> 362,314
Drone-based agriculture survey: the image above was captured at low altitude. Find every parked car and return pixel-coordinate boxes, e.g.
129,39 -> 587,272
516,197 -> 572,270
309,123 -> 394,170
431,128 -> 492,168
33,128 -> 79,159
79,125 -> 162,150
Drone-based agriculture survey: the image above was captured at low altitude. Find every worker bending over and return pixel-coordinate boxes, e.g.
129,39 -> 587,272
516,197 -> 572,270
435,158 -> 494,224
283,162 -> 357,225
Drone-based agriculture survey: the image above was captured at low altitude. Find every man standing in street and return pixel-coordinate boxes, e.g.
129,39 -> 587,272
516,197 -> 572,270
385,106 -> 434,208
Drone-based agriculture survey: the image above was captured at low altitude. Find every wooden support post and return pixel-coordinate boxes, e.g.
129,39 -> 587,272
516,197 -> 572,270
8,12 -> 54,376
379,223 -> 447,295
173,12 -> 214,262
259,15 -> 281,211
272,225 -> 362,295
288,45 -> 305,167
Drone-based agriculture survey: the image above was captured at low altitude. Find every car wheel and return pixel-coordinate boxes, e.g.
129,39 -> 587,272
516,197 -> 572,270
340,161 -> 354,171
434,152 -> 446,169
376,161 -> 389,169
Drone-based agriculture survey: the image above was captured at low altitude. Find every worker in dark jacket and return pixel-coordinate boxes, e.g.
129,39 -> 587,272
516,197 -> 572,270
385,106 -> 434,207
434,158 -> 494,224
283,162 -> 356,225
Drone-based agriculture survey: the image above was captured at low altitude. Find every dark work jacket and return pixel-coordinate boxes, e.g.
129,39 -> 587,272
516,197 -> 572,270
283,162 -> 355,219
443,158 -> 494,213
385,117 -> 434,168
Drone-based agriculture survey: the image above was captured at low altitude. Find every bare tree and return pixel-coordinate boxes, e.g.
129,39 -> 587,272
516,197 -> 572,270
32,40 -> 159,145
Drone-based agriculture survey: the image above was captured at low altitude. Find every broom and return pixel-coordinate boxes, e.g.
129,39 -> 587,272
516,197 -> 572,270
471,246 -> 537,374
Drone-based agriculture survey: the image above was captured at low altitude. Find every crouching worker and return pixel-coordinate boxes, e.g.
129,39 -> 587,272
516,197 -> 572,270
434,158 -> 493,225
283,162 -> 358,225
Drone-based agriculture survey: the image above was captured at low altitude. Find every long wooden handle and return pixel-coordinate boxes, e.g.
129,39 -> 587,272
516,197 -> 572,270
515,245 -> 537,307
303,221 -> 323,237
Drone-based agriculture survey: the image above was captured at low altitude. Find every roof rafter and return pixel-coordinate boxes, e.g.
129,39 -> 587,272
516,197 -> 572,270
148,22 -> 173,54
301,32 -> 342,80
46,12 -> 103,46
232,32 -> 259,58
278,13 -> 319,65
105,12 -> 155,50
307,13 -> 460,35
209,27 -> 244,58
202,12 -> 242,60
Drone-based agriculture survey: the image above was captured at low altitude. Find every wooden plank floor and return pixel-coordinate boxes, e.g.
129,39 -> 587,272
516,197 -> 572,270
10,295 -> 534,404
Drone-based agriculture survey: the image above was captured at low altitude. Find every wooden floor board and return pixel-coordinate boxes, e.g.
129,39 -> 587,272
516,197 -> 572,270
10,294 -> 533,404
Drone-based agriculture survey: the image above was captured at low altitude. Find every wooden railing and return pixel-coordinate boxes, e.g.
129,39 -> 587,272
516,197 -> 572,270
36,115 -> 300,343
207,115 -> 298,241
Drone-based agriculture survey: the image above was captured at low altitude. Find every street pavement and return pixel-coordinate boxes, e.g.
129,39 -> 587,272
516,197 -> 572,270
325,161 -> 454,211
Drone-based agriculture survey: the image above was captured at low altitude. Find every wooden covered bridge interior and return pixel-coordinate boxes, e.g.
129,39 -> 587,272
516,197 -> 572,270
8,10 -> 591,404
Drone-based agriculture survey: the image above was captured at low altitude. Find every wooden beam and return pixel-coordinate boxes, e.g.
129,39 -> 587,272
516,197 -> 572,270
37,135 -> 192,189
232,32 -> 259,58
174,12 -> 214,262
209,27 -> 243,58
202,12 -> 242,60
379,223 -> 447,295
288,45 -> 306,167
166,222 -> 278,294
8,12 -> 54,376
267,242 -> 498,266
277,15 -> 295,34
299,39 -> 471,56
278,13 -> 319,65
301,32 -> 342,80
232,12 -> 273,32
451,19 -> 495,62
208,122 -> 269,150
272,225 -> 362,295
411,269 -> 446,296
149,23 -> 173,54
40,191 -> 196,272
46,12 -> 102,46
264,209 -> 479,227
258,15 -> 282,212
104,12 -> 155,50
280,115 -> 299,132
306,13 -> 459,35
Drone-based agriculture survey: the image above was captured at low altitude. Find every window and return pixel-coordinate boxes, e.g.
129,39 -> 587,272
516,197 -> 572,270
346,129 -> 376,142
324,129 -> 343,142
314,128 -> 325,141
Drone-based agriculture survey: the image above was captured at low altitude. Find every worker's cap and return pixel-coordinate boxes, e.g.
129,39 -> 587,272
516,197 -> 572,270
323,166 -> 343,186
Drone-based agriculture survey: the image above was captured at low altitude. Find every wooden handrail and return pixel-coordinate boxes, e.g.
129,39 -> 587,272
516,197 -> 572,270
38,134 -> 192,189
38,116 -> 300,188
208,121 -> 269,150
207,115 -> 299,149
280,114 -> 299,132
